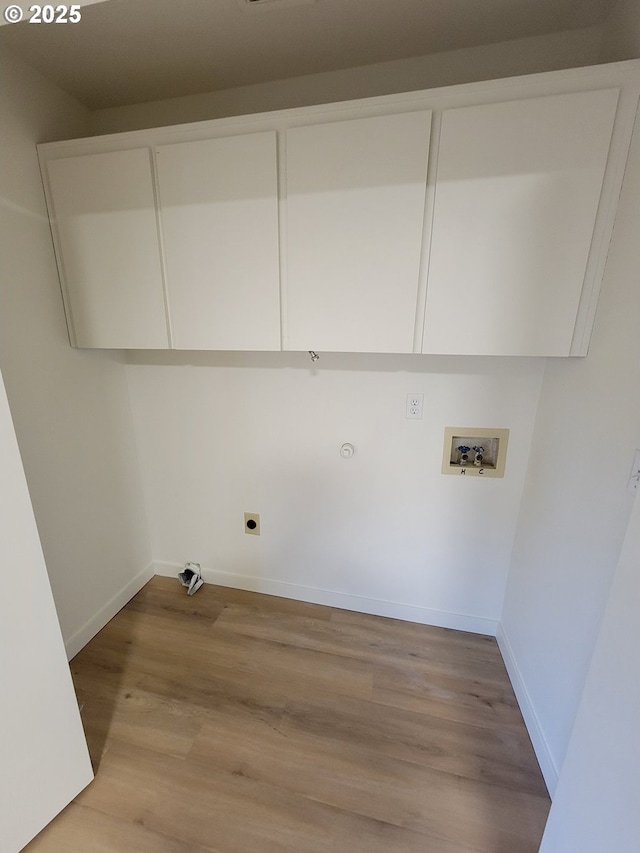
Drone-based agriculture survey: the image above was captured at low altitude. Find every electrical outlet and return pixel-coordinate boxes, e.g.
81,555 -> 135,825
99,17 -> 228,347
406,393 -> 424,419
244,512 -> 260,535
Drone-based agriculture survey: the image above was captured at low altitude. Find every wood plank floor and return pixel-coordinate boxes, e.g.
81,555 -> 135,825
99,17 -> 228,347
25,577 -> 550,852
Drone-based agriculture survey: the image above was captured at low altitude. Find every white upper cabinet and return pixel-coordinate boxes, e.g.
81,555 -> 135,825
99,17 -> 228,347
422,89 -> 619,356
46,148 -> 169,349
284,111 -> 432,353
155,132 -> 281,350
39,62 -> 639,356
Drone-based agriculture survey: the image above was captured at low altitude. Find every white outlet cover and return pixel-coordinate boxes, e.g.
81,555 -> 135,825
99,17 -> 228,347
406,393 -> 424,419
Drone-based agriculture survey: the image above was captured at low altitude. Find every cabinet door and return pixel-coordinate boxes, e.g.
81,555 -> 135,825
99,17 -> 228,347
46,149 -> 169,349
422,89 -> 619,356
156,132 -> 280,350
285,111 -> 431,353
0,369 -> 93,851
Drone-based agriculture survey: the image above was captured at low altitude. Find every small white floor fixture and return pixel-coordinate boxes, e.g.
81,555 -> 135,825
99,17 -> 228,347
178,562 -> 204,595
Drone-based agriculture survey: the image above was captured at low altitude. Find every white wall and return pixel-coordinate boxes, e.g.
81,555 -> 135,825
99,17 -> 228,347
126,351 -> 542,632
537,16 -> 640,835
91,26 -> 602,133
0,48 -> 153,656
0,365 -> 93,853
500,101 -> 640,793
538,491 -> 640,853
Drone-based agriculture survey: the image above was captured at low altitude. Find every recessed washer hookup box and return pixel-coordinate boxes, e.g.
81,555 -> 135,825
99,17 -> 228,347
442,427 -> 509,478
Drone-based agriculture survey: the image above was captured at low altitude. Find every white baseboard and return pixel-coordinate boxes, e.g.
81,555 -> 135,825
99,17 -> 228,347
496,622 -> 559,797
64,562 -> 155,661
153,561 -> 498,636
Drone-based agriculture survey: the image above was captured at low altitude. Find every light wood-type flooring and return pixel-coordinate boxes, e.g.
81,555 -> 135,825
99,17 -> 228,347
26,577 -> 550,852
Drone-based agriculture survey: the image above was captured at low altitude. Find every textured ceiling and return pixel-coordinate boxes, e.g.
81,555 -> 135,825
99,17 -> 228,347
0,0 -> 618,109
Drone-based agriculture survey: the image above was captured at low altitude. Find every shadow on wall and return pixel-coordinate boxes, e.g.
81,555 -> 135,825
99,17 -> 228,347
124,349 -> 545,376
